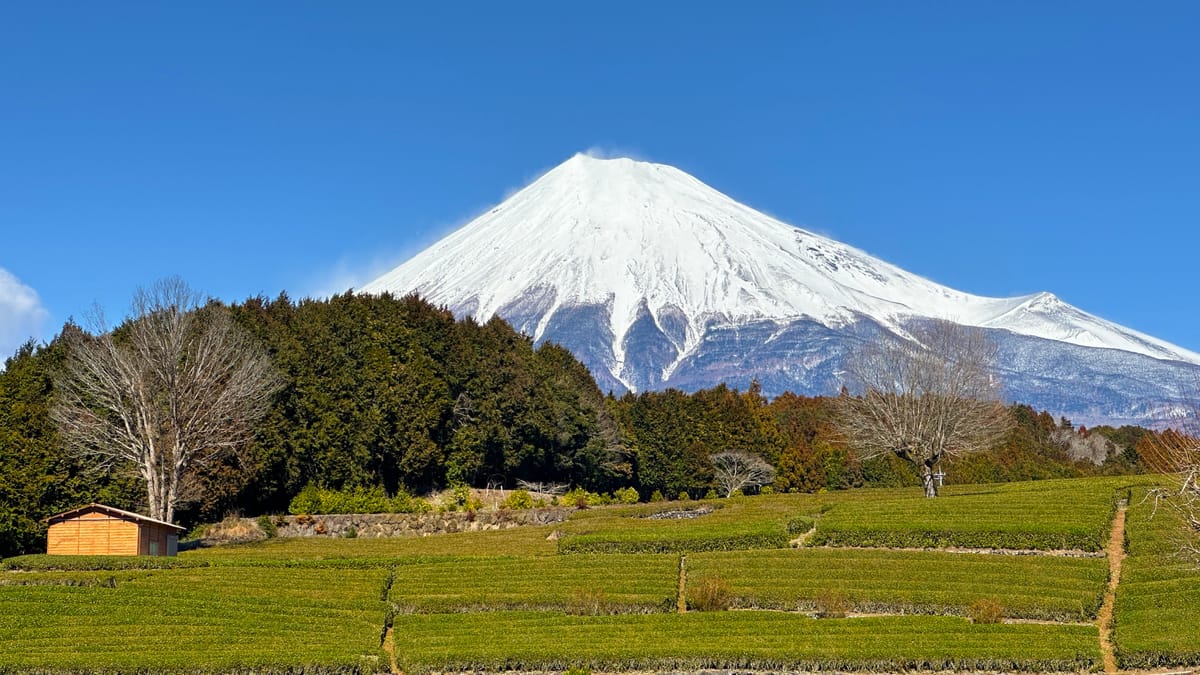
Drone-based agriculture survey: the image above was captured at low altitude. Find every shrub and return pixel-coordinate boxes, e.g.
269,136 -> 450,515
704,489 -> 718,500
760,486 -> 775,496
650,490 -> 666,503
786,516 -> 816,535
687,575 -> 732,611
256,515 -> 278,539
502,489 -> 535,510
614,487 -> 640,504
970,598 -> 1004,624
287,484 -> 431,515
677,491 -> 691,501
451,483 -> 472,508
815,589 -> 851,618
567,587 -> 611,615
343,525 -> 358,539
563,487 -> 609,508
288,484 -> 322,515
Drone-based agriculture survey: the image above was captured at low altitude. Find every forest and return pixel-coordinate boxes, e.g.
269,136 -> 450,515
0,291 -> 1162,556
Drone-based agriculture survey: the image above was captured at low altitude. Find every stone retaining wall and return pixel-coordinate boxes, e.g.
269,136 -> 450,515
278,508 -> 570,538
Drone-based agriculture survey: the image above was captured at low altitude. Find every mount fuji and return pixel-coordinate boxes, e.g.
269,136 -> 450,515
363,154 -> 1200,427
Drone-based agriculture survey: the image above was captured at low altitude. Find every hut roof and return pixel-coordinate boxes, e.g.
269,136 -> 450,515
45,503 -> 186,531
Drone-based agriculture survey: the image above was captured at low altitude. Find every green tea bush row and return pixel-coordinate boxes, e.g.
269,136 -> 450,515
393,611 -> 1101,674
810,478 -> 1129,552
556,496 -> 809,555
0,571 -> 125,588
1,555 -> 211,572
1115,649 -> 1200,670
0,662 -> 374,667
1113,487 -> 1200,668
0,567 -> 390,671
288,484 -> 432,515
386,554 -> 676,614
557,531 -> 789,554
3,552 -> 455,572
809,527 -> 1105,552
689,548 -> 1107,622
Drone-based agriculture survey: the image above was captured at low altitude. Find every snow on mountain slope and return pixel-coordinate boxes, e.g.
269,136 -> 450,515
363,153 -> 1200,392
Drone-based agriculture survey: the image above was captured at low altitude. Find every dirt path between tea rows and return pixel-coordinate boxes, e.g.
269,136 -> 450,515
1098,501 -> 1128,674
383,626 -> 402,674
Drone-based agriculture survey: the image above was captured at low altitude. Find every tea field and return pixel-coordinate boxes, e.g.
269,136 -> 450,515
2,475 -> 1196,673
1112,487 -> 1200,668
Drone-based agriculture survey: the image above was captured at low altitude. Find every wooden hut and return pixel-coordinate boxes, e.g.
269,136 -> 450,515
45,504 -> 185,556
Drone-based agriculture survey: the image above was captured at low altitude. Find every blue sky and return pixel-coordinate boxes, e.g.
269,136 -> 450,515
2,2 -> 1198,359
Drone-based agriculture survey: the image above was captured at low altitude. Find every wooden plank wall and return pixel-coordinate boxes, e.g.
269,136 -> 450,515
137,525 -> 171,556
47,513 -> 141,556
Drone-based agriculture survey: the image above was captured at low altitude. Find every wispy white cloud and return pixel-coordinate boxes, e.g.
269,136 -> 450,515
582,145 -> 651,162
305,250 -> 409,300
304,214 -> 480,301
499,147 -> 652,202
0,268 -> 49,361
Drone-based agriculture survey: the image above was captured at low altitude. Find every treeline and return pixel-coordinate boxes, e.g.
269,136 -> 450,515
611,385 -> 1149,500
194,292 -> 620,520
0,292 -> 1161,556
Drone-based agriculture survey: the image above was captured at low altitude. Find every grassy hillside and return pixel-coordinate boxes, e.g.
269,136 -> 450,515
2,475 -> 1194,673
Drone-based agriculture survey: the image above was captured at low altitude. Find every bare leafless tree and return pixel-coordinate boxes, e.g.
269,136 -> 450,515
1141,425 -> 1200,563
515,479 -> 568,497
836,319 -> 1013,497
710,450 -> 776,497
52,278 -> 282,523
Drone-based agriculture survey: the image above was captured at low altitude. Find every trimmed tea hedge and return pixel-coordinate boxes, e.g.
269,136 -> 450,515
0,567 -> 389,671
690,547 -> 1107,621
387,554 -> 676,613
557,531 -> 789,554
5,477 -> 1187,672
1113,487 -> 1200,669
393,611 -> 1101,673
556,495 -> 813,554
1,554 -> 211,571
811,478 -> 1131,552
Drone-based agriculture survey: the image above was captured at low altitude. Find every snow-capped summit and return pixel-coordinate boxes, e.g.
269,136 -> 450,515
363,153 -> 1200,425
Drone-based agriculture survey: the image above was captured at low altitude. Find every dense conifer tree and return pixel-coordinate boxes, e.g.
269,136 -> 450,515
0,291 -> 1162,555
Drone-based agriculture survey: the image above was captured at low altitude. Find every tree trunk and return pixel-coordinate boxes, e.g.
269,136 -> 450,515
921,462 -> 939,498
